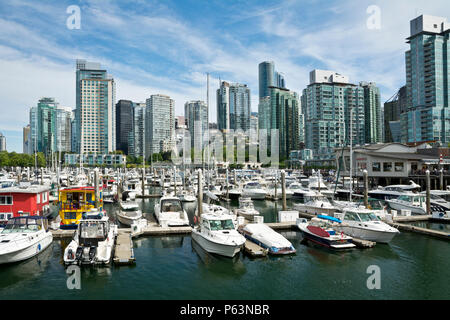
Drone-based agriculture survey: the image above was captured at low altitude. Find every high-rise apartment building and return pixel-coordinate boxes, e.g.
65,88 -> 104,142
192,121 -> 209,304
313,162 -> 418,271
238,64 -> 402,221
185,100 -> 208,149
36,97 -> 58,156
75,59 -> 116,154
129,102 -> 146,158
56,106 -> 73,152
360,82 -> 382,144
217,81 -> 251,132
145,94 -> 175,157
402,15 -> 450,144
0,133 -> 6,152
384,86 -> 407,142
302,70 -> 365,160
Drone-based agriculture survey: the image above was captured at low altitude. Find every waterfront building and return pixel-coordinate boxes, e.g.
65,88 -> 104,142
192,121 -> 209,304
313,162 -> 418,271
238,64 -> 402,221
64,153 -> 126,167
402,15 -> 450,144
217,81 -> 251,132
302,70 -> 365,161
115,100 -> 134,154
384,86 -> 407,142
0,132 -> 5,152
360,82 -> 382,144
145,94 -> 175,157
75,59 -> 116,155
185,100 -> 208,149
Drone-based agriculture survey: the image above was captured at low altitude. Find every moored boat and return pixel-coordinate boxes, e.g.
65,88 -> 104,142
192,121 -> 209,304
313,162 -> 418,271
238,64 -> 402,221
240,223 -> 296,255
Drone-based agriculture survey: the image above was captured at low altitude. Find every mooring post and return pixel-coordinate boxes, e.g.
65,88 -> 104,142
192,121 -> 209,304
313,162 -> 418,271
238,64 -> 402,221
363,169 -> 369,208
281,170 -> 287,211
426,170 -> 431,215
440,168 -> 444,191
142,167 -> 145,198
197,169 -> 203,217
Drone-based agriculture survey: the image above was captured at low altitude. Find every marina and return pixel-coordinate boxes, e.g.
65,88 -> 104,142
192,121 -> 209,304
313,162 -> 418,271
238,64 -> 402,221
0,165 -> 449,300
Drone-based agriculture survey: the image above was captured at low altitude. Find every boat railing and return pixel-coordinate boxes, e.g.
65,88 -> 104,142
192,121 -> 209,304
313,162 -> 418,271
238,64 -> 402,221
60,201 -> 96,211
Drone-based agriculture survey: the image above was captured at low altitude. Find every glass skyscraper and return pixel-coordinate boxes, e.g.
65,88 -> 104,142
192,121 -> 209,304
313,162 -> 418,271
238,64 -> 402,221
402,15 -> 450,144
185,100 -> 208,149
217,81 -> 251,132
115,99 -> 134,154
360,82 -> 382,144
258,61 -> 286,98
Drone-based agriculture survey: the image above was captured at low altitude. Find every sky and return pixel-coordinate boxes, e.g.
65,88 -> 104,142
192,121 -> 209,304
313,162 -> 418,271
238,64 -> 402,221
1,0 -> 450,153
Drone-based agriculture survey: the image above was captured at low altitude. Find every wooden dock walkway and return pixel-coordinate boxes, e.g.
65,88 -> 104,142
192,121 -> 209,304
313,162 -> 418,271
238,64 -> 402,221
51,229 -> 75,239
243,240 -> 268,257
113,231 -> 136,265
387,222 -> 449,241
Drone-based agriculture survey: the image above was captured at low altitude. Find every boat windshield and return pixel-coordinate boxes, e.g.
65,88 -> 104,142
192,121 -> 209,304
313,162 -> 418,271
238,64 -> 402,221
80,222 -> 106,239
1,218 -> 42,234
161,200 -> 182,212
245,182 -> 261,189
209,219 -> 235,231
358,212 -> 380,222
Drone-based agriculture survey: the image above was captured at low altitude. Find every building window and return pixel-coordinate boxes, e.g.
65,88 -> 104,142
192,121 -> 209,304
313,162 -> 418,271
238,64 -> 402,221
383,162 -> 393,172
395,162 -> 404,172
372,162 -> 381,172
0,196 -> 13,205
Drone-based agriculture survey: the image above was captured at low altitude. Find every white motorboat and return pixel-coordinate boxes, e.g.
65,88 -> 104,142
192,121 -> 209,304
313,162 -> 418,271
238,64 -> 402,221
242,181 -> 267,200
239,223 -> 296,255
154,196 -> 189,227
0,216 -> 53,265
431,210 -> 450,223
191,212 -> 245,258
120,200 -> 139,211
297,215 -> 356,250
386,193 -> 427,215
178,189 -> 196,202
368,180 -> 421,201
293,192 -> 338,216
334,209 -> 399,243
116,209 -> 143,227
236,197 -> 260,220
64,209 -> 117,266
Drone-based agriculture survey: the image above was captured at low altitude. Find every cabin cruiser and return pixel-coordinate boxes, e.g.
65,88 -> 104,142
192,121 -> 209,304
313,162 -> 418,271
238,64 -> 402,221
178,188 -> 196,202
236,197 -> 260,221
116,205 -> 143,227
222,184 -> 242,200
64,209 -> 117,266
123,179 -> 145,199
0,216 -> 53,264
333,198 -> 389,219
386,193 -> 427,215
419,191 -> 450,213
368,181 -> 421,200
293,192 -> 338,216
239,223 -> 296,255
307,172 -> 334,199
119,199 -> 139,211
191,211 -> 246,258
154,195 -> 189,227
297,215 -> 356,250
334,209 -> 399,243
242,181 -> 267,200
431,211 -> 450,223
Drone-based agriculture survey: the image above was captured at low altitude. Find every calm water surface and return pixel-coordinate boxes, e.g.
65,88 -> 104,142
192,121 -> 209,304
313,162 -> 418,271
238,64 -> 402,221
0,190 -> 449,300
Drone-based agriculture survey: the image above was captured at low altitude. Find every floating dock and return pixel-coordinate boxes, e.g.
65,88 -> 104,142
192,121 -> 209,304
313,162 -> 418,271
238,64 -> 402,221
243,240 -> 268,257
114,231 -> 136,265
51,229 -> 76,239
388,222 -> 449,241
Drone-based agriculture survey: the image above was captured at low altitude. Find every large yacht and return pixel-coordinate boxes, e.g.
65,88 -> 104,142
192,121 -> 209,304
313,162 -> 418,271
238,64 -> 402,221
386,193 -> 427,215
368,181 -> 421,200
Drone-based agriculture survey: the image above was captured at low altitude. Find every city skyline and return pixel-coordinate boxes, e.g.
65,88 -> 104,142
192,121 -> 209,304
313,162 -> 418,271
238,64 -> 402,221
1,0 -> 450,152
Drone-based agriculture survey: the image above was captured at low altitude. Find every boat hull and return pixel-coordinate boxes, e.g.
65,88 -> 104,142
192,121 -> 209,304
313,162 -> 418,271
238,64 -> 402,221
191,230 -> 242,258
335,225 -> 398,243
0,233 -> 53,265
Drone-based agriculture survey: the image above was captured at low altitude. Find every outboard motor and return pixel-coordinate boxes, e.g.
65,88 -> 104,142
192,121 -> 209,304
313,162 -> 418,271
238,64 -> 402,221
75,246 -> 83,261
67,248 -> 74,261
89,246 -> 97,262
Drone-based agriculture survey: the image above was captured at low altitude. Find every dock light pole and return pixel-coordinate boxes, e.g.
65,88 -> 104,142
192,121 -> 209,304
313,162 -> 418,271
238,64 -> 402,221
363,170 -> 369,208
281,170 -> 287,211
426,170 -> 431,215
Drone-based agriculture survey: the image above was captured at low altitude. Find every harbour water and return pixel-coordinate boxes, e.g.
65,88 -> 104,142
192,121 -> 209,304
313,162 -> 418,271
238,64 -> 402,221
0,191 -> 449,300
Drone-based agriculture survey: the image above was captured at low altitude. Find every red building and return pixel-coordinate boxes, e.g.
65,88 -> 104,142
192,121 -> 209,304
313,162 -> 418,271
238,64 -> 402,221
0,185 -> 50,225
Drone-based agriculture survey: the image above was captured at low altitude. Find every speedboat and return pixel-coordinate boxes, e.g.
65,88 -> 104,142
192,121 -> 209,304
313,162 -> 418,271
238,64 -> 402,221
0,216 -> 53,264
239,223 -> 296,255
191,212 -> 245,258
242,181 -> 267,200
368,181 -> 421,201
154,196 -> 189,227
297,215 -> 356,250
293,192 -> 338,216
120,200 -> 139,211
236,197 -> 260,221
116,208 -> 143,227
334,208 -> 399,243
386,193 -> 427,215
63,209 -> 117,266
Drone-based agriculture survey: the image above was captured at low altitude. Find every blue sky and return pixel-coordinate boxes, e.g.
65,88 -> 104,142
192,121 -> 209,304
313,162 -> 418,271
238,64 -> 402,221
1,0 -> 450,153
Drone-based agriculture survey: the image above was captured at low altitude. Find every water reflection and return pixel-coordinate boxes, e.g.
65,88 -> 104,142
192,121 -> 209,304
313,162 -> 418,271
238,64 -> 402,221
0,243 -> 53,289
191,239 -> 246,278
